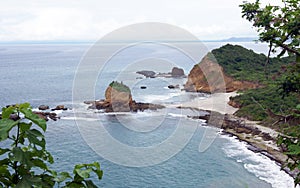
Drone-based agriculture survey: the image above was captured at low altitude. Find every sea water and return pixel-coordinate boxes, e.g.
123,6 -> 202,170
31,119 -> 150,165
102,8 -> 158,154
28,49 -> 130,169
0,42 -> 296,187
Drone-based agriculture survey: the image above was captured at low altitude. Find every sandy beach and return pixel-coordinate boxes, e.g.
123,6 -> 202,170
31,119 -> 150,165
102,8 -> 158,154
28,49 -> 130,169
179,92 -> 239,114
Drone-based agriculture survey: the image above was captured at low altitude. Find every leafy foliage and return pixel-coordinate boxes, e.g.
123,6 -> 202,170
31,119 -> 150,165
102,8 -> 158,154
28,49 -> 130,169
109,81 -> 131,93
208,44 -> 295,82
231,85 -> 299,121
240,0 -> 300,59
240,0 -> 300,186
0,103 -> 103,187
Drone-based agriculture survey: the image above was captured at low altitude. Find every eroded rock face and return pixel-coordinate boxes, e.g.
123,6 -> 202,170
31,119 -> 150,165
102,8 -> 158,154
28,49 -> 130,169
184,55 -> 260,93
87,82 -> 164,112
105,86 -> 132,103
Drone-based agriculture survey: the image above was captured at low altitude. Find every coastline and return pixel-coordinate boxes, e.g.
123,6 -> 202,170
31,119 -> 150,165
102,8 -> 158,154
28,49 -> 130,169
177,92 -> 296,179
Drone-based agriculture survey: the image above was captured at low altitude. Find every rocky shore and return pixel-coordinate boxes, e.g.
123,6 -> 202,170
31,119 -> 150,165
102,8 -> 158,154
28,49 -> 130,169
180,105 -> 297,178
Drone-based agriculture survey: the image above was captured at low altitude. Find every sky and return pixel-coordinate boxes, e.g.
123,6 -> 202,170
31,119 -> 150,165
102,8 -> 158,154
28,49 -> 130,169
0,0 -> 282,41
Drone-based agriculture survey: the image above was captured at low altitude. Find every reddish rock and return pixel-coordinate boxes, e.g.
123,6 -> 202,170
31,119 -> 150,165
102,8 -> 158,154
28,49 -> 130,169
184,55 -> 260,93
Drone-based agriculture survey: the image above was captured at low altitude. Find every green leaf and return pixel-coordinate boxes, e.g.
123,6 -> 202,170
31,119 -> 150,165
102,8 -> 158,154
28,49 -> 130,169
0,119 -> 19,141
15,175 -> 42,188
0,148 -> 10,156
19,103 -> 30,109
32,159 -> 48,170
75,168 -> 92,179
26,129 -> 45,148
53,172 -> 72,183
85,180 -> 98,188
20,122 -> 32,132
20,108 -> 46,131
10,147 -> 33,168
296,104 -> 300,110
1,106 -> 15,119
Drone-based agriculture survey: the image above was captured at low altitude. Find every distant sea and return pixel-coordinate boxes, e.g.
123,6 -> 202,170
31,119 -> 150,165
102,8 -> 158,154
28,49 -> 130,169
0,41 -> 295,187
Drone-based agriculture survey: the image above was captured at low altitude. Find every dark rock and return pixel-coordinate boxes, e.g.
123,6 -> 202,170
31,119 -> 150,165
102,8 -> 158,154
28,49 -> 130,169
168,84 -> 179,89
136,70 -> 156,78
51,105 -> 68,111
33,112 -> 59,121
236,127 -> 252,134
261,132 -> 273,141
171,67 -> 185,77
38,105 -> 49,110
140,86 -> 147,89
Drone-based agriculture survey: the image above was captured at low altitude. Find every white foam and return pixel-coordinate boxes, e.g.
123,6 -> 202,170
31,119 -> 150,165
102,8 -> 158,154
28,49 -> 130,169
168,113 -> 186,118
141,92 -> 182,103
221,135 -> 298,188
60,116 -> 99,122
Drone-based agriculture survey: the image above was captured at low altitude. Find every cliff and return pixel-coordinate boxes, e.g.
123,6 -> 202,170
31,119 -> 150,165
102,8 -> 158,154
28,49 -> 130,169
184,55 -> 260,93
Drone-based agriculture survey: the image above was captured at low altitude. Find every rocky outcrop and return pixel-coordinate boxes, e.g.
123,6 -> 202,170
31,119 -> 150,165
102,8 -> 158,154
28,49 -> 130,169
51,105 -> 68,111
33,112 -> 59,121
184,55 -> 260,93
137,67 -> 186,78
171,67 -> 185,77
136,70 -> 156,78
38,105 -> 49,110
87,81 -> 164,112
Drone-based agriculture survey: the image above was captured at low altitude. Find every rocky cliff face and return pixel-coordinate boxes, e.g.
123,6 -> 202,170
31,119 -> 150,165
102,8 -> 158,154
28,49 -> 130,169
184,55 -> 260,93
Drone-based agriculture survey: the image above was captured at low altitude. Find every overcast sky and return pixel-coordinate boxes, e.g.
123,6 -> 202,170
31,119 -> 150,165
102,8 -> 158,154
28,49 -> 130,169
0,0 -> 282,41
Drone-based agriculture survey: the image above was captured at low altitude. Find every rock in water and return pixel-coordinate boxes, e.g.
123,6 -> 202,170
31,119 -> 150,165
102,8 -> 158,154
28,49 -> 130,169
51,105 -> 68,111
136,70 -> 156,78
38,105 -> 49,110
171,67 -> 185,77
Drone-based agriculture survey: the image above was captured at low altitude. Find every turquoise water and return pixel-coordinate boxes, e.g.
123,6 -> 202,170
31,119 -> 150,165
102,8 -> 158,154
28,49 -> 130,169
0,43 -> 295,187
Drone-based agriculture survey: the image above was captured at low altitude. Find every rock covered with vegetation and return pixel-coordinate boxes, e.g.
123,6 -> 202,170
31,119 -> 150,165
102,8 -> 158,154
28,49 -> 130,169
87,81 -> 164,112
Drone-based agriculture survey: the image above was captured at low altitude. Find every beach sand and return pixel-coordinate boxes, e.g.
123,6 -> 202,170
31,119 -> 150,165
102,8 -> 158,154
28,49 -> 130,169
179,92 -> 239,114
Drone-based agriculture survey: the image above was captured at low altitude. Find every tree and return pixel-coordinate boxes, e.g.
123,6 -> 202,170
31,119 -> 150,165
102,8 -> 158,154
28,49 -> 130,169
240,0 -> 300,186
0,103 -> 103,187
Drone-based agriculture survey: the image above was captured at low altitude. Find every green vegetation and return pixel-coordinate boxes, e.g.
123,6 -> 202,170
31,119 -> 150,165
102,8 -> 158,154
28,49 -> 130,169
231,85 -> 299,121
0,103 -> 103,187
240,0 -> 300,185
208,44 -> 295,82
109,81 -> 131,93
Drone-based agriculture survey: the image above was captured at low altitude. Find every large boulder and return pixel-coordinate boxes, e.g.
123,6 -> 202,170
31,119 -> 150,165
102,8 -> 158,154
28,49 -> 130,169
105,81 -> 133,112
171,67 -> 185,77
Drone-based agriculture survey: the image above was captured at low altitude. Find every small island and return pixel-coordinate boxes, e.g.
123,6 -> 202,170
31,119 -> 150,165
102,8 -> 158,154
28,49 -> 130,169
136,67 -> 186,78
85,81 -> 164,112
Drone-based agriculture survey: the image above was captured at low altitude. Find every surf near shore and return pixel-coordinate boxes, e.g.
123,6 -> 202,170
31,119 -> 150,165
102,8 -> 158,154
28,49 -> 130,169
177,92 -> 298,180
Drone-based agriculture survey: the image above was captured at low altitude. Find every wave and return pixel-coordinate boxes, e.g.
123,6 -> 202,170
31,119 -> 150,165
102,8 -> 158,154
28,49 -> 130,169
221,135 -> 297,188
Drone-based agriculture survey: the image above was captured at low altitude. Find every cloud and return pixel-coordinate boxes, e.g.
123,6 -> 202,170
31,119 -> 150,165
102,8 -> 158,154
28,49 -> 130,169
0,0 -> 267,41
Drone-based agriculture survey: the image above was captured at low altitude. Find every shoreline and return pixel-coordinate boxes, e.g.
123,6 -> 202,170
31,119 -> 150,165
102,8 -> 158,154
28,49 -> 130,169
177,92 -> 296,179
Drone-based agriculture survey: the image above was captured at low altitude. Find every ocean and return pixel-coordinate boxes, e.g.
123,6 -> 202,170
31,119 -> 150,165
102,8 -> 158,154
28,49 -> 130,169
0,41 -> 295,187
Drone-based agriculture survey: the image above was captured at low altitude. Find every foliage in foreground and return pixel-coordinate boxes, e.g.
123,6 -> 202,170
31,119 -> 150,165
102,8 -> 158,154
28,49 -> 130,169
0,103 -> 103,187
240,0 -> 299,186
